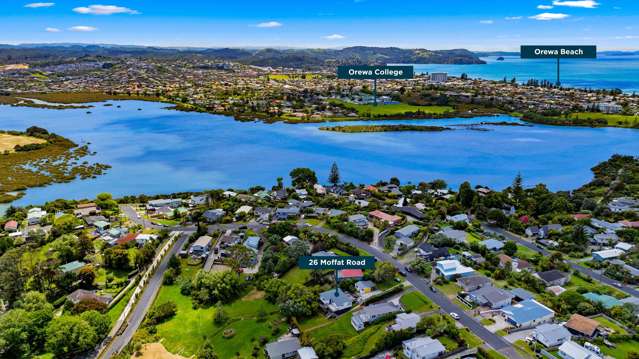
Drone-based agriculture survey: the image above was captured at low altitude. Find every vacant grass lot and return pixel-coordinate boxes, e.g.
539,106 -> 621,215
150,264 -> 286,358
400,291 -> 436,313
330,99 -> 453,117
593,316 -> 629,335
0,133 -> 46,152
565,275 -> 628,299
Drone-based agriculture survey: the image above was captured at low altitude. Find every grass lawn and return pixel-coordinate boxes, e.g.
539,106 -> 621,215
304,218 -> 323,226
330,99 -> 453,117
515,245 -> 537,260
568,112 -> 639,127
307,312 -> 389,358
106,286 -> 133,324
565,275 -> 628,299
514,339 -> 536,358
480,318 -> 495,326
594,316 -> 629,335
482,349 -> 508,359
281,266 -> 310,286
600,339 -> 639,358
467,232 -> 482,245
460,328 -> 483,348
400,291 -> 436,313
436,282 -> 461,297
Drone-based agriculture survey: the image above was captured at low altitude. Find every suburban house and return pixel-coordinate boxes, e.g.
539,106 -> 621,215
436,259 -> 475,280
416,243 -> 449,261
395,224 -> 420,242
614,242 -> 634,252
275,207 -> 300,220
525,226 -> 540,237
457,275 -> 492,292
67,289 -> 111,306
608,197 -> 639,213
591,233 -> 619,246
536,270 -> 570,286
235,205 -> 253,216
348,214 -> 369,229
446,213 -> 469,223
73,203 -> 100,217
437,228 -> 468,243
564,314 -> 600,338
189,235 -> 212,257
59,260 -> 87,273
351,302 -> 402,331
510,288 -> 536,302
264,338 -> 301,359
557,341 -> 603,359
337,269 -> 364,281
468,285 -> 514,309
283,235 -> 299,245
297,347 -> 319,359
319,288 -> 354,314
399,206 -> 425,220
402,336 -> 446,359
3,220 -> 18,232
27,207 -> 47,225
533,323 -> 572,347
368,210 -> 402,226
482,238 -> 504,251
539,224 -> 563,238
244,236 -> 260,252
389,312 -> 421,331
499,299 -> 555,327
147,198 -> 182,208
136,233 -> 158,246
354,280 -> 376,296
203,209 -> 225,223
583,292 -> 621,309
592,248 -> 624,262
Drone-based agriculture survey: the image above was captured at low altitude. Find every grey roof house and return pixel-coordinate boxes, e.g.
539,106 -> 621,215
319,288 -> 354,314
468,285 -> 514,309
351,302 -> 402,331
533,323 -> 572,347
265,338 -> 301,359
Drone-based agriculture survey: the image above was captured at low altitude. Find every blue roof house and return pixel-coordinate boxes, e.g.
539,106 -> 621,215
500,299 -> 555,328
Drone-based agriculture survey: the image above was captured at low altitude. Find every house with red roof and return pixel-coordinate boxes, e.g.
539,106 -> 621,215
4,220 -> 18,232
573,213 -> 592,220
369,210 -> 401,226
115,233 -> 138,246
337,269 -> 364,280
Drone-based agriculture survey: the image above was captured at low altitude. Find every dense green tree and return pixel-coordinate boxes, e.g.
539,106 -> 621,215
190,270 -> 244,306
503,241 -> 517,256
313,335 -> 346,359
80,310 -> 110,338
328,162 -> 340,186
458,181 -> 475,208
45,316 -> 98,357
197,341 -> 218,359
289,168 -> 318,188
373,261 -> 396,283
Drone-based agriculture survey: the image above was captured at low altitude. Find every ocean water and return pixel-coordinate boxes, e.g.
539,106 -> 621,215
1,100 -> 638,205
412,55 -> 639,93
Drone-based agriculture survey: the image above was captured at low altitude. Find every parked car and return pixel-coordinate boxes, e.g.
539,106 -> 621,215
450,312 -> 460,320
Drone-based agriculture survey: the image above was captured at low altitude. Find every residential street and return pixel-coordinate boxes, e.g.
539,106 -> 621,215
302,221 -> 525,359
101,231 -> 192,359
482,224 -> 639,298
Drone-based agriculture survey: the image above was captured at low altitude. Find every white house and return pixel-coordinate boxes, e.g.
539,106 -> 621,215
435,259 -> 475,280
533,323 -> 572,347
557,341 -> 602,359
27,208 -> 47,225
402,336 -> 446,359
592,248 -> 624,262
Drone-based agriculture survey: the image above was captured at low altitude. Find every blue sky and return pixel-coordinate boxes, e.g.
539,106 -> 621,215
2,0 -> 639,50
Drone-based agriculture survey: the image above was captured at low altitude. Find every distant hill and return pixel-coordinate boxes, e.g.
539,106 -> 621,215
0,44 -> 485,67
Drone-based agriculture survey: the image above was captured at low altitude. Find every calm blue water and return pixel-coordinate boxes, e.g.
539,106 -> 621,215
1,100 -> 638,205
412,55 -> 639,93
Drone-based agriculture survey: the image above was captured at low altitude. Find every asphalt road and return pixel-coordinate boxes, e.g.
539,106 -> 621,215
303,222 -> 524,359
101,231 -> 191,359
483,224 -> 639,298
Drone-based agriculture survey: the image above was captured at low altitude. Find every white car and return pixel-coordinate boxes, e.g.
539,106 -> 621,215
450,312 -> 460,320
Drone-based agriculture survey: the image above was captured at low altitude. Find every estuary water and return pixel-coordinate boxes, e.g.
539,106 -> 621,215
0,100 -> 638,205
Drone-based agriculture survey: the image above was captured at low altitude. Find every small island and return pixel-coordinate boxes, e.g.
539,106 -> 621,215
0,126 -> 110,202
319,124 -> 452,133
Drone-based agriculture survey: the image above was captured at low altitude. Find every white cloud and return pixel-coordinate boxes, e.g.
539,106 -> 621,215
45,27 -> 61,32
552,0 -> 599,8
529,12 -> 570,20
479,20 -> 494,24
73,5 -> 139,15
323,34 -> 345,40
69,25 -> 98,32
255,21 -> 283,28
537,4 -> 554,9
505,16 -> 523,20
24,2 -> 54,8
